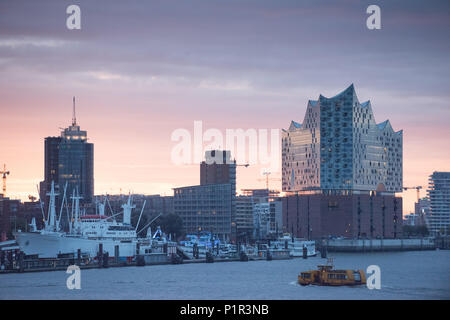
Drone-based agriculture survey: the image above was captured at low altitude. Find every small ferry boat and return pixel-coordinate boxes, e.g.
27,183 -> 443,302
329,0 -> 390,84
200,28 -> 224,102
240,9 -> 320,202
298,258 -> 366,286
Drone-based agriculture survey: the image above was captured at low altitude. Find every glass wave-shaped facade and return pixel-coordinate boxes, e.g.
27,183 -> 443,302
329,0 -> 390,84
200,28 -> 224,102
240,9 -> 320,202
282,84 -> 402,194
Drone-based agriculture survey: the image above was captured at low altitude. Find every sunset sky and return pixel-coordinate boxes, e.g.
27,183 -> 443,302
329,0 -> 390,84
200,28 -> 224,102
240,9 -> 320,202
0,0 -> 449,214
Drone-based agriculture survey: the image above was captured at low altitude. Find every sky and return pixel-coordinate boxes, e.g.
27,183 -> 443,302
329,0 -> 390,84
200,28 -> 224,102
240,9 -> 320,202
0,0 -> 449,214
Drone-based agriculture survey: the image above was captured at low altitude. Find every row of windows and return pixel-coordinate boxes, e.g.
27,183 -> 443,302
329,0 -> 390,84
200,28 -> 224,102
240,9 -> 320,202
328,273 -> 348,280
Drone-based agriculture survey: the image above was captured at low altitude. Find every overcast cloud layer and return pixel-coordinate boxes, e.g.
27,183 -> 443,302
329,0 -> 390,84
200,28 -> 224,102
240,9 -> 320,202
0,0 -> 449,213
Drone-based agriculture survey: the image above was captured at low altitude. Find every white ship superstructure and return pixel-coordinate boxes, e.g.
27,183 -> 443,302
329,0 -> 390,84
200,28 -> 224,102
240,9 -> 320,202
14,182 -> 154,259
270,234 -> 316,257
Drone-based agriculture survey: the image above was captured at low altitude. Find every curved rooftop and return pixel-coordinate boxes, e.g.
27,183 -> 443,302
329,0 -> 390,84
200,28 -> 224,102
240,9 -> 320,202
289,120 -> 302,130
318,83 -> 355,101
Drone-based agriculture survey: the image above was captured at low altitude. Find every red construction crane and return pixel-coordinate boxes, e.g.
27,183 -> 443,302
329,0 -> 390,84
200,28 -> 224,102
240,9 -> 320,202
403,186 -> 423,202
0,164 -> 10,196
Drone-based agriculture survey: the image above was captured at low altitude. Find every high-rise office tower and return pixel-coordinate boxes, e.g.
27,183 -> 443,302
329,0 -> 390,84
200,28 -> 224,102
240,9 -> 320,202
427,172 -> 450,235
200,150 -> 236,240
42,98 -> 94,206
173,150 -> 237,241
282,84 -> 402,194
43,137 -> 62,196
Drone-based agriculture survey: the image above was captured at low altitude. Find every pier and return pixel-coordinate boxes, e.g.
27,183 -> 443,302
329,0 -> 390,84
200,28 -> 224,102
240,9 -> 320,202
0,242 -> 292,274
2,237 -> 441,274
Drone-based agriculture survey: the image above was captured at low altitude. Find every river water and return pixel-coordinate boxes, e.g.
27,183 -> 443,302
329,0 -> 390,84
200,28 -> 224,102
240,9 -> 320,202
1,250 -> 449,300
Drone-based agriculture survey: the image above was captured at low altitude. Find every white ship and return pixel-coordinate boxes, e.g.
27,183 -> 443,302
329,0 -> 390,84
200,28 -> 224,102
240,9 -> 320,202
270,234 -> 316,257
14,181 -> 155,259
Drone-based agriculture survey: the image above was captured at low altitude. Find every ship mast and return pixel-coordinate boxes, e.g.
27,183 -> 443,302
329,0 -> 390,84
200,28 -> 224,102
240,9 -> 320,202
69,189 -> 75,234
121,194 -> 135,225
56,182 -> 68,232
46,181 -> 59,231
71,188 -> 83,234
98,201 -> 106,216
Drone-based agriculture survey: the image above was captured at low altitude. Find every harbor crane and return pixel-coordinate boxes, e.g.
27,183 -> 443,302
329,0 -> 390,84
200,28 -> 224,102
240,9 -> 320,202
403,186 -> 423,203
404,186 -> 425,224
257,171 -> 281,190
0,164 -> 10,196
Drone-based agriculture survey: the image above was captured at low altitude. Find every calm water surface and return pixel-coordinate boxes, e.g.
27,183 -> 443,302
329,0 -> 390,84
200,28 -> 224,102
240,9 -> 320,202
1,250 -> 449,299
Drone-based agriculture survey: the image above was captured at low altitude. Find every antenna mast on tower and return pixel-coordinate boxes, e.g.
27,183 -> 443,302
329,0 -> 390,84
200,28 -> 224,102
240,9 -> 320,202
72,96 -> 77,126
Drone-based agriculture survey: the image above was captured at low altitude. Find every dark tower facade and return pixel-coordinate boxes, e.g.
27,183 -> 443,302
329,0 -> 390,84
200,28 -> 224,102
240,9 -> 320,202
43,137 -> 62,197
42,98 -> 94,208
58,133 -> 94,204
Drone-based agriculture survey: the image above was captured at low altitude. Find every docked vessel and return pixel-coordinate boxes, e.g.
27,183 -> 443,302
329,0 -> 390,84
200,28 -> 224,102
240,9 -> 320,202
178,232 -> 224,258
179,232 -> 220,249
270,234 -> 316,257
298,258 -> 366,286
14,181 -> 157,259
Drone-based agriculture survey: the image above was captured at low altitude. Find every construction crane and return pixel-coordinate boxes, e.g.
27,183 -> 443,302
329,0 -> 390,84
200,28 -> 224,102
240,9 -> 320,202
403,186 -> 423,203
236,164 -> 249,168
0,164 -> 10,196
257,171 -> 281,190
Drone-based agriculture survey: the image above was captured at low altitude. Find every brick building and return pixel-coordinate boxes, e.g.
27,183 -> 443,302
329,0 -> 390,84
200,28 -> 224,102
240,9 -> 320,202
283,193 -> 402,239
0,197 -> 43,241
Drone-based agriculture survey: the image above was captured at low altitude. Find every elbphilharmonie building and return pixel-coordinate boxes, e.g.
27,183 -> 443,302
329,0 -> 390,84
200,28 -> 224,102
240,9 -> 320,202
282,84 -> 402,194
282,85 -> 403,239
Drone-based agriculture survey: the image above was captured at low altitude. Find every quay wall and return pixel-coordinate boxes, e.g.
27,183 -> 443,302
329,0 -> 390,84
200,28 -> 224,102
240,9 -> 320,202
320,238 -> 436,252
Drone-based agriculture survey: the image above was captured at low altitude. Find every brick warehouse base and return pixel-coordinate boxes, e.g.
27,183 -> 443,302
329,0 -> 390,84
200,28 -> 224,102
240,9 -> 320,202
282,193 -> 402,239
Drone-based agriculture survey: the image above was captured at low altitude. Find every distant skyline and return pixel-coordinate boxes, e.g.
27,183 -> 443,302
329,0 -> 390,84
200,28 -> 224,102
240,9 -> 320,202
1,0 -> 449,214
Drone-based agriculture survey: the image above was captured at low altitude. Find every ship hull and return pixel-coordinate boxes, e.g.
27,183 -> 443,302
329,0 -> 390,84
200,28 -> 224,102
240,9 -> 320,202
14,232 -> 136,259
290,242 -> 316,257
270,240 -> 316,257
